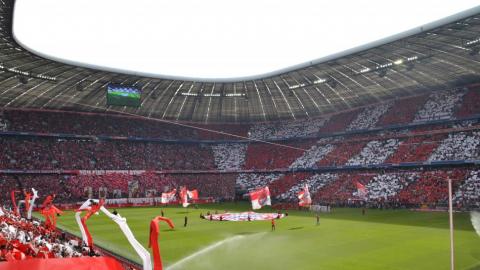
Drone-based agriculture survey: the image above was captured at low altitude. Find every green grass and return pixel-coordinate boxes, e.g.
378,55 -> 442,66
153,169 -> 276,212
40,203 -> 480,270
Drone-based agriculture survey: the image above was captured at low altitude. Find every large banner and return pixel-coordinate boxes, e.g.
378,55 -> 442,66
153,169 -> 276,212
205,212 -> 285,222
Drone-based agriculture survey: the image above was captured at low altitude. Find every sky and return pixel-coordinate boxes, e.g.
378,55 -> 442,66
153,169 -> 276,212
12,0 -> 480,80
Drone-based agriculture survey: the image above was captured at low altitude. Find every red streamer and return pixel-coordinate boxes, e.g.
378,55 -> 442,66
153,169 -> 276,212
10,191 -> 18,216
149,216 -> 175,270
24,191 -> 31,216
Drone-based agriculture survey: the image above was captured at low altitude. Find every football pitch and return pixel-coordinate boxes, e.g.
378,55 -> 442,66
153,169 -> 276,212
48,203 -> 480,270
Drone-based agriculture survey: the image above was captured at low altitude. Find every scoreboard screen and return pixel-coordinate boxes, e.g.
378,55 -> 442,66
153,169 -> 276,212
106,84 -> 141,107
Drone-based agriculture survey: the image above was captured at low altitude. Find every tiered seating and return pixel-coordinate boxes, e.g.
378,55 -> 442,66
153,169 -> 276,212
4,173 -> 233,201
4,109 -> 199,139
0,137 -> 216,171
212,143 -> 247,170
455,86 -> 480,118
289,143 -> 335,169
248,118 -> 327,140
236,173 -> 282,192
377,95 -> 429,126
317,141 -> 366,166
12,175 -> 71,202
276,173 -> 338,201
386,135 -> 445,163
413,89 -> 466,122
428,132 -> 480,161
346,102 -> 393,131
313,173 -> 375,203
194,124 -> 250,140
318,110 -> 361,133
268,173 -> 312,197
361,172 -> 419,201
396,169 -> 466,205
168,174 -> 237,200
0,111 -> 7,131
0,209 -> 87,261
346,139 -> 400,166
243,141 -> 313,170
454,170 -> 480,208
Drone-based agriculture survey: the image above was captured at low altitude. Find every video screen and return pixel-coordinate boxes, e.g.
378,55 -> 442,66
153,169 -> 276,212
106,84 -> 141,107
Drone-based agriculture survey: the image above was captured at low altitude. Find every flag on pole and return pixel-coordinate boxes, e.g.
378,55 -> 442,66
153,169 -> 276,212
187,189 -> 199,200
179,187 -> 189,207
249,186 -> 271,210
298,184 -> 312,207
161,189 -> 177,204
355,181 -> 367,199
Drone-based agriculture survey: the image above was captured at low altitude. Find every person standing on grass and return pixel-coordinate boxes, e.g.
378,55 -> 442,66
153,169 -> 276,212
161,209 -> 164,217
316,214 -> 320,225
184,216 -> 188,227
271,219 -> 276,231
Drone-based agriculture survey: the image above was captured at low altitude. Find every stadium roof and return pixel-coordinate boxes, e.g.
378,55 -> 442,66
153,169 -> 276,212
0,0 -> 480,123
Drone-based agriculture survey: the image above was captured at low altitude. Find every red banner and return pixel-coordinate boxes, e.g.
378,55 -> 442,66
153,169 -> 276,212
0,256 -> 124,270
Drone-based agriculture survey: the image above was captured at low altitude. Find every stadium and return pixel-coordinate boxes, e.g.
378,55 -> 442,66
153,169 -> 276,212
0,0 -> 480,269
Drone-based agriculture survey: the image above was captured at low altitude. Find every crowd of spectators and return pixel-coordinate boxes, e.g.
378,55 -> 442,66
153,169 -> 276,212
168,174 -> 236,200
377,95 -> 429,126
0,111 -> 7,132
397,169 -> 466,205
358,172 -> 419,201
276,173 -> 338,202
428,131 -> 480,161
248,118 -> 327,140
212,143 -> 247,170
0,175 -> 69,203
454,170 -> 480,208
0,138 -> 215,171
313,173 -> 375,203
0,209 -> 91,261
289,143 -> 334,169
3,109 -> 199,139
319,109 -> 362,133
346,139 -> 400,166
346,102 -> 393,131
243,141 -> 313,170
0,172 -> 237,202
317,141 -> 367,166
386,135 -> 445,163
194,124 -> 250,140
455,86 -> 480,118
236,173 -> 282,192
268,173 -> 312,197
413,89 -> 466,122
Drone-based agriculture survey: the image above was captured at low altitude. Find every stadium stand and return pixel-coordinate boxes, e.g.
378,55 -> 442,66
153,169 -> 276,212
346,102 -> 393,131
212,143 -> 247,170
277,173 -> 338,202
0,209 -> 94,261
397,169 -> 467,205
428,131 -> 480,161
236,173 -> 283,192
455,85 -> 480,118
345,139 -> 400,166
243,141 -> 314,170
358,172 -> 419,201
454,170 -> 480,208
248,118 -> 327,140
377,95 -> 429,126
413,89 -> 466,122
